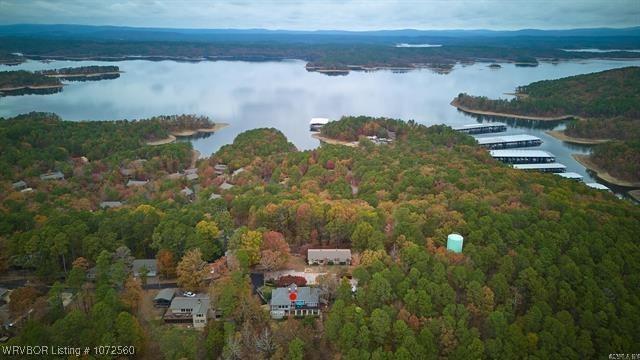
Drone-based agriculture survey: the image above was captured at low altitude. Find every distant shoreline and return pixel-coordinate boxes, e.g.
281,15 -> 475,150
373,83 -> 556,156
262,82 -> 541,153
450,98 -> 578,121
44,71 -> 123,78
572,154 -> 640,188
546,130 -> 610,145
0,84 -> 64,92
146,123 -> 229,146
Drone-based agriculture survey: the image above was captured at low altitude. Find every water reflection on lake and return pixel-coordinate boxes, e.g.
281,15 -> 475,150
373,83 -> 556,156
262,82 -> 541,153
2,58 -> 640,191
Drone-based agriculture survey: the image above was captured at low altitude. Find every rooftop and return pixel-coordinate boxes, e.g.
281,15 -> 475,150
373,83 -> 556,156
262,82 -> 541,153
453,122 -> 506,130
127,179 -> 149,187
12,180 -> 27,189
100,201 -> 123,209
132,259 -> 157,275
490,149 -> 555,158
170,295 -> 210,315
40,171 -> 64,180
220,182 -> 234,190
475,134 -> 541,145
555,172 -> 583,180
513,163 -> 567,170
308,249 -> 352,260
154,288 -> 175,302
180,187 -> 194,196
586,182 -> 611,191
271,285 -> 320,307
309,117 -> 330,126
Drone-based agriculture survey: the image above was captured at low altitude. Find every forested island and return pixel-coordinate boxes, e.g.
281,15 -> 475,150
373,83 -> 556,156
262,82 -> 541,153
452,67 -> 640,185
1,114 -> 638,358
0,70 -> 62,95
36,65 -> 121,81
0,66 -> 121,96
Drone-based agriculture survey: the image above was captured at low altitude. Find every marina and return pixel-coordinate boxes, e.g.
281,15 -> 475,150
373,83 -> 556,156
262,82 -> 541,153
475,134 -> 542,149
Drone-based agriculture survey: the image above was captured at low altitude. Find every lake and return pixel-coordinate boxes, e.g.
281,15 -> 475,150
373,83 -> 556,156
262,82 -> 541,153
2,58 -> 640,195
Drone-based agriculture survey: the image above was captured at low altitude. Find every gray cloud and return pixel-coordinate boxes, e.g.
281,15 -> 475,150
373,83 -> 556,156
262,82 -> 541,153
0,0 -> 638,30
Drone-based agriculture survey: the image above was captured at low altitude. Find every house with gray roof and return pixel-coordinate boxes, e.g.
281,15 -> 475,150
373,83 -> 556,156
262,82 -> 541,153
214,164 -> 228,175
40,171 -> 64,181
164,295 -> 212,328
270,284 -> 320,319
209,193 -> 222,200
184,168 -> 198,175
307,249 -> 352,265
153,288 -> 175,308
12,180 -> 27,190
132,259 -> 157,277
127,179 -> 149,187
180,187 -> 194,197
100,201 -> 123,209
219,181 -> 234,190
232,167 -> 245,177
186,173 -> 199,181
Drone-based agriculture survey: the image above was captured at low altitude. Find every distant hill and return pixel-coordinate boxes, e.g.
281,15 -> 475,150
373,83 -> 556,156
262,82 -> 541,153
0,24 -> 639,46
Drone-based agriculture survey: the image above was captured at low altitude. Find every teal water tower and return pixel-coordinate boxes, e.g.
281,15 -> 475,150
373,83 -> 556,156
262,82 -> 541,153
447,233 -> 464,253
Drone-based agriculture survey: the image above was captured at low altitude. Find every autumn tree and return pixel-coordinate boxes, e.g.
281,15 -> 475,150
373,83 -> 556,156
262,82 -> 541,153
259,231 -> 290,271
9,287 -> 41,317
176,248 -> 208,292
156,249 -> 176,279
229,228 -> 263,267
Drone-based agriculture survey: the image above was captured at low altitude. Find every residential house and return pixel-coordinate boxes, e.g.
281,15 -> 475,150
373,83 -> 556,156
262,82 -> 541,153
184,168 -> 198,175
180,187 -> 195,199
127,179 -> 149,187
270,284 -> 320,319
12,180 -> 27,190
232,168 -> 245,177
132,259 -> 157,277
307,249 -> 352,265
40,171 -> 64,181
209,193 -> 222,200
100,201 -> 123,209
153,288 -> 175,308
186,173 -> 199,181
213,164 -> 228,175
163,295 -> 212,328
219,182 -> 234,191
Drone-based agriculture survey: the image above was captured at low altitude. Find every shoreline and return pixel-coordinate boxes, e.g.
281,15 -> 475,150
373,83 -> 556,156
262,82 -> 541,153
312,133 -> 358,147
629,190 -> 640,202
546,130 -> 611,145
450,99 -> 578,121
146,123 -> 230,146
572,154 -> 640,188
0,84 -> 64,91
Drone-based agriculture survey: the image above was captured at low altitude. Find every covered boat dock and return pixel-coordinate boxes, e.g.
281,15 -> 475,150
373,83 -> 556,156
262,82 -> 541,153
513,163 -> 567,173
475,134 -> 542,149
453,122 -> 507,134
490,149 -> 556,164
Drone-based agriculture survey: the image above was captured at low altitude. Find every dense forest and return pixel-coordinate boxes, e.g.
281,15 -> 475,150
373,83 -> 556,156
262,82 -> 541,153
2,115 -> 638,358
1,35 -> 640,72
454,67 -> 640,183
0,70 -> 61,89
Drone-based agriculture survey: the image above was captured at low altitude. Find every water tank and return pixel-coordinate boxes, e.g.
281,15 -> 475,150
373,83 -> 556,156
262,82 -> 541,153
447,233 -> 464,253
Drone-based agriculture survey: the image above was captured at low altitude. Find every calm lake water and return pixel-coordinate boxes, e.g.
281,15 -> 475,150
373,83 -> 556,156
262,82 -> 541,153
2,58 -> 640,194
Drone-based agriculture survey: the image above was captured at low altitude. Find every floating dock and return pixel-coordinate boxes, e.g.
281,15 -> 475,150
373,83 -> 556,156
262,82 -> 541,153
490,149 -> 556,164
475,134 -> 542,149
453,122 -> 507,134
555,172 -> 583,180
513,163 -> 567,173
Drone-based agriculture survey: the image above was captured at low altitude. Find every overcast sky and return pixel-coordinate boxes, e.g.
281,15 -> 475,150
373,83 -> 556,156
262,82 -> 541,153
0,0 -> 638,31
